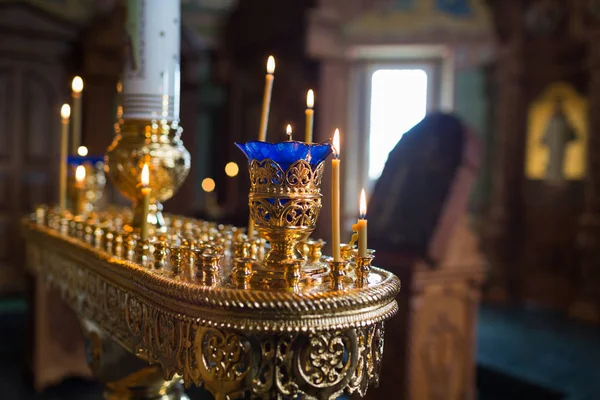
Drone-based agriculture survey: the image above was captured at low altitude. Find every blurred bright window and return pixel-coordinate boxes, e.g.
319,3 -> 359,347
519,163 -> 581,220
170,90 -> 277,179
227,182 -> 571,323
368,69 -> 428,180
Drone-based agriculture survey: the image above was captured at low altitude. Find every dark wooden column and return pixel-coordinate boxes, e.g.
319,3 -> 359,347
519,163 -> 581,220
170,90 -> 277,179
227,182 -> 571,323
81,5 -> 124,156
571,9 -> 600,321
0,3 -> 77,293
483,0 -> 528,303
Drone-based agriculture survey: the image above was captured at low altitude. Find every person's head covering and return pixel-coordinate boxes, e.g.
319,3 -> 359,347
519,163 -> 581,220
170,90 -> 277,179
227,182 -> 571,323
369,113 -> 476,263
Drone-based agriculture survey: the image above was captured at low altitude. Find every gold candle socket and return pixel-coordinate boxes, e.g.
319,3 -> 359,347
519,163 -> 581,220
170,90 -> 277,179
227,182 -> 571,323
233,240 -> 252,259
123,234 -> 136,261
93,226 -> 104,248
328,259 -> 348,291
169,246 -> 185,275
112,232 -> 123,257
135,239 -> 150,265
195,251 -> 221,286
307,239 -> 325,263
35,205 -> 47,225
340,243 -> 355,262
232,258 -> 253,289
104,230 -> 114,253
355,255 -> 374,288
153,239 -> 168,270
285,260 -> 303,291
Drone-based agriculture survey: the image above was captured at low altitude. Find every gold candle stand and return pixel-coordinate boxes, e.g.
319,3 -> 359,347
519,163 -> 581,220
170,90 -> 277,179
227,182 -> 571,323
24,207 -> 400,400
105,120 -> 190,231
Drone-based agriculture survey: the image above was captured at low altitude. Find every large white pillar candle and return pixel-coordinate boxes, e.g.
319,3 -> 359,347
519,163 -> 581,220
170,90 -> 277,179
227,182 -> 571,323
123,0 -> 181,122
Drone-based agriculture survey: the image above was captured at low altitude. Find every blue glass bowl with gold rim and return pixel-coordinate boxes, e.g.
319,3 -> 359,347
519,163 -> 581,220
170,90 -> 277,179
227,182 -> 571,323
236,140 -> 333,267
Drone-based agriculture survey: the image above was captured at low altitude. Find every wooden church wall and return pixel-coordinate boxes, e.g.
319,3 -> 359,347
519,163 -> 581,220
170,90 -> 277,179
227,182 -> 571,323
483,0 -> 600,323
0,3 -> 78,294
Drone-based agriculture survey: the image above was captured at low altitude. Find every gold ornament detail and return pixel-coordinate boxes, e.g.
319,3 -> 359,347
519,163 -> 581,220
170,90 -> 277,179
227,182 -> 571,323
105,120 -> 190,229
248,159 -> 326,267
23,218 -> 398,399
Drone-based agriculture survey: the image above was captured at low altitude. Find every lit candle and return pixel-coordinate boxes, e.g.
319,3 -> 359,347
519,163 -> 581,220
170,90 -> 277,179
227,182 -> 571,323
140,164 -> 151,241
305,89 -> 314,143
258,56 -> 275,142
59,104 -> 70,210
71,76 -> 84,154
74,165 -> 86,215
250,56 -> 275,238
77,146 -> 88,157
358,188 -> 368,257
286,124 -> 293,141
332,129 -> 341,261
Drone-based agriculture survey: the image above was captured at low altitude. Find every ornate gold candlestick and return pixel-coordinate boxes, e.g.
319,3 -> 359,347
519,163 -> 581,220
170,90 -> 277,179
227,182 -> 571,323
238,141 -> 331,269
25,201 -> 400,400
105,120 -> 190,230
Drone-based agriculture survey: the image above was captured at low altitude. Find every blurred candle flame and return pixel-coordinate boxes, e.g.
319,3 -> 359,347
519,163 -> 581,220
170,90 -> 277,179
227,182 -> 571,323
267,56 -> 275,74
141,164 -> 150,187
359,188 -> 367,219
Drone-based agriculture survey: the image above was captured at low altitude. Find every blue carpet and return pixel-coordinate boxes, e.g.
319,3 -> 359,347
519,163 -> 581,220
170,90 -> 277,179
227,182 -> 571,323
477,304 -> 600,400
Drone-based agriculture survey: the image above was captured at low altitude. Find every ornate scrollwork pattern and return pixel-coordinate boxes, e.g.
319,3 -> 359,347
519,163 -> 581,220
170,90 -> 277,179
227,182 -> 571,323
250,197 -> 321,228
201,329 -> 250,381
301,332 -> 350,387
23,223 -> 398,399
249,159 -> 325,195
249,159 -> 284,189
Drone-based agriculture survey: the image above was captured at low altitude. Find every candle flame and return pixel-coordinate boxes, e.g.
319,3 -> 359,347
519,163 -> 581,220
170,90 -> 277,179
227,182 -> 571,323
75,165 -> 86,183
71,76 -> 84,93
360,188 -> 367,219
286,124 -> 292,140
141,164 -> 150,187
60,104 -> 71,119
77,146 -> 88,157
306,89 -> 314,108
332,129 -> 340,158
267,55 -> 275,74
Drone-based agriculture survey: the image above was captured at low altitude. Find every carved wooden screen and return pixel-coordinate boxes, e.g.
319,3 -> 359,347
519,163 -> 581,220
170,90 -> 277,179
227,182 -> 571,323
0,3 -> 75,293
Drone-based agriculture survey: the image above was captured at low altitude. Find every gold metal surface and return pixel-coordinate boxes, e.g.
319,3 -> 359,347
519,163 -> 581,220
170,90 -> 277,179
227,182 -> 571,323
105,120 -> 190,228
248,158 -> 325,267
23,208 -> 400,400
84,323 -> 189,400
67,161 -> 106,215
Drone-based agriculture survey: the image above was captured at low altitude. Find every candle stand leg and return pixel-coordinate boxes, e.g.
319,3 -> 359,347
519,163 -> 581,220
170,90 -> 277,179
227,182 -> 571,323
83,322 -> 189,400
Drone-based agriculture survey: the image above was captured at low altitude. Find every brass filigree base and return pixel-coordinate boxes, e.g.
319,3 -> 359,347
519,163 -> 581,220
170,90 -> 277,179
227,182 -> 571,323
84,321 -> 188,400
105,119 -> 191,230
24,208 -> 400,399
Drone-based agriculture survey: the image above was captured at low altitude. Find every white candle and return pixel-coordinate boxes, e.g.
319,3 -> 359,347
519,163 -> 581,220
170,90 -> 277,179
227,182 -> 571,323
286,124 -> 293,141
258,56 -> 275,142
71,77 -> 83,154
59,104 -> 70,210
140,164 -> 151,241
250,56 -> 276,238
332,129 -> 341,261
358,188 -> 368,257
122,0 -> 181,122
305,89 -> 314,143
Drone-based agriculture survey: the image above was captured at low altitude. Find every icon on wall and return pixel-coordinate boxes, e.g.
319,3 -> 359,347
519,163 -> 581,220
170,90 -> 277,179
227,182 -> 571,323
526,82 -> 587,183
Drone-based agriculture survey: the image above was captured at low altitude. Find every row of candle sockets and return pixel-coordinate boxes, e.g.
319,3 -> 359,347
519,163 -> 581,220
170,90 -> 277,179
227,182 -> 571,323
33,206 -> 374,289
